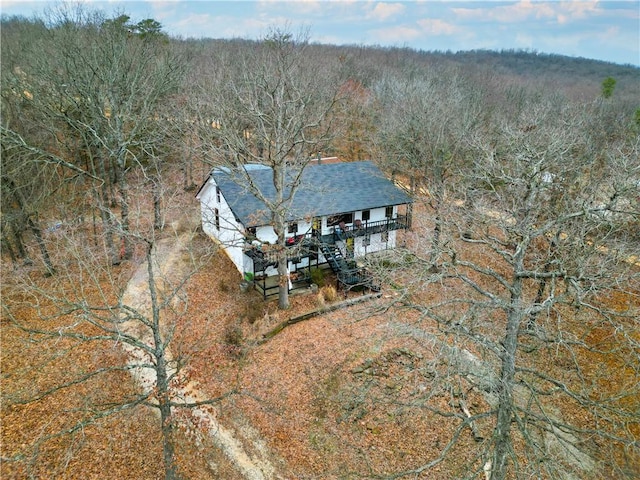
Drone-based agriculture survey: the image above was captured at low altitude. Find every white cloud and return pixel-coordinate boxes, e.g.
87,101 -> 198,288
453,0 -> 604,25
453,1 -> 551,23
1,0 -> 635,65
172,13 -> 214,31
0,0 -> 30,6
367,2 -> 405,21
417,18 -> 459,36
371,25 -> 422,43
314,33 -> 346,45
257,0 -> 325,15
555,1 -> 601,25
598,25 -> 621,39
558,0 -> 600,18
507,0 -> 557,21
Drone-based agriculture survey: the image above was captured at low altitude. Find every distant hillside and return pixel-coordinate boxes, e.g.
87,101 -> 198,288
230,38 -> 640,99
187,37 -> 639,87
349,46 -> 640,100
444,49 -> 638,76
440,49 -> 639,90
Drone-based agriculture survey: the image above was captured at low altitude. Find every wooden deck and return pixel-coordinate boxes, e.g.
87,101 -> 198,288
245,214 -> 411,299
251,264 -> 331,299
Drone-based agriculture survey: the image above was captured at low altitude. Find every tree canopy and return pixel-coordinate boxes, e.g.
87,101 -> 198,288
1,7 -> 638,480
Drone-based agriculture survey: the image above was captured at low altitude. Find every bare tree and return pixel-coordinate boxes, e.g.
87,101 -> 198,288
371,91 -> 639,479
1,7 -> 184,264
2,218 -> 232,480
0,173 -> 55,275
0,17 -> 65,272
0,10 -> 232,479
196,28 -> 342,309
374,68 -> 483,267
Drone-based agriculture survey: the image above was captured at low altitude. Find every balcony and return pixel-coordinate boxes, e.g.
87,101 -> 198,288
330,214 -> 411,241
243,214 -> 411,272
243,234 -> 318,271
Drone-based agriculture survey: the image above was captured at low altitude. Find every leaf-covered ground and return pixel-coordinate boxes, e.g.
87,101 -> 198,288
2,182 -> 638,479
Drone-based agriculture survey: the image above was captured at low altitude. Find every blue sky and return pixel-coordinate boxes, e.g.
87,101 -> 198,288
1,1 -> 638,66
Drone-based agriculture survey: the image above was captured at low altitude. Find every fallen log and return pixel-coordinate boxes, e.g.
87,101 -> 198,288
258,292 -> 382,343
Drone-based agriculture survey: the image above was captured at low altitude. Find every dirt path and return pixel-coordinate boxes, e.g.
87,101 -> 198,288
120,229 -> 277,480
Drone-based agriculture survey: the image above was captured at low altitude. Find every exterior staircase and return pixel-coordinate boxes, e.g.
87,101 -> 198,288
318,242 -> 350,273
317,239 -> 379,293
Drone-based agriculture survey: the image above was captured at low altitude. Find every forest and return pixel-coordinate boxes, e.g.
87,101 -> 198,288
1,6 -> 639,480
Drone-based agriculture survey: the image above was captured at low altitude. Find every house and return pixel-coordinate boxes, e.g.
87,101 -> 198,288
196,160 -> 413,297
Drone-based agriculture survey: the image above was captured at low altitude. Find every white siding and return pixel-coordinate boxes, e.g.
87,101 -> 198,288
199,176 -> 404,278
354,230 -> 396,257
196,178 -> 246,273
323,206 -> 398,258
255,225 -> 277,244
357,206 -> 388,223
252,219 -> 312,244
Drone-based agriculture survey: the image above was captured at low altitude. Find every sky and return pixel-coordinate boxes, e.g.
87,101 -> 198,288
1,1 -> 639,66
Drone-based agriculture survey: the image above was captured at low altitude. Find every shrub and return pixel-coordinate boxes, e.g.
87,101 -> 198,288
224,323 -> 243,347
223,323 -> 244,358
245,306 -> 262,324
316,292 -> 326,309
320,285 -> 338,303
309,267 -> 325,287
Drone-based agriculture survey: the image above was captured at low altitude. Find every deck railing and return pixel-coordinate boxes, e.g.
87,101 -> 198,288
331,214 -> 411,241
243,213 -> 411,272
243,234 -> 317,270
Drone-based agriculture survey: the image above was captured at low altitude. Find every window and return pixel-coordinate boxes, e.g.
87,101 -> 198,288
385,206 -> 394,219
216,186 -> 221,203
361,210 -> 370,222
327,213 -> 353,227
288,222 -> 298,234
214,208 -> 220,230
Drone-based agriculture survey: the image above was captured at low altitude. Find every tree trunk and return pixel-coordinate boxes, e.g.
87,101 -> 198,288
1,225 -> 18,264
527,275 -> 549,328
527,235 -> 558,328
109,159 -> 118,208
9,219 -> 30,263
153,177 -> 163,231
27,216 -> 55,276
491,273 -> 524,479
430,211 -> 442,267
158,356 -> 178,480
146,241 -> 178,479
273,158 -> 290,310
277,246 -> 290,310
429,159 -> 445,266
117,162 -> 132,260
1,176 -> 51,272
182,152 -> 192,191
96,156 -> 119,264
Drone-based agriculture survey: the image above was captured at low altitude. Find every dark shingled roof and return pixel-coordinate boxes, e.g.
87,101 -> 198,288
212,161 -> 412,228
